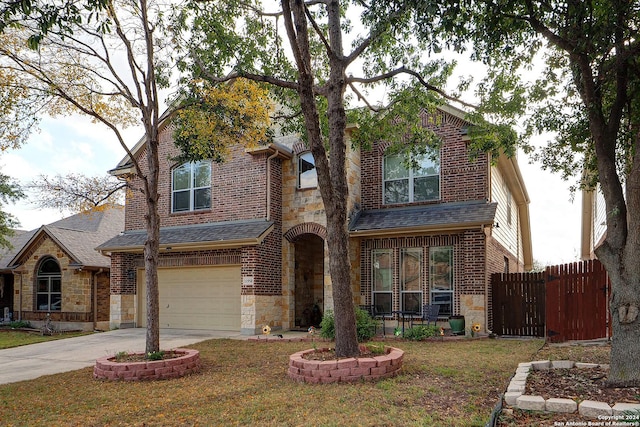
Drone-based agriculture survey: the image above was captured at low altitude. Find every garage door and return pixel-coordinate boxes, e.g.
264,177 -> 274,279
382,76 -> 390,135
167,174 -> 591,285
138,266 -> 241,330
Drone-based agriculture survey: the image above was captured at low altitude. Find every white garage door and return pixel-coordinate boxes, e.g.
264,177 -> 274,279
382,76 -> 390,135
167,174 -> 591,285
138,266 -> 241,330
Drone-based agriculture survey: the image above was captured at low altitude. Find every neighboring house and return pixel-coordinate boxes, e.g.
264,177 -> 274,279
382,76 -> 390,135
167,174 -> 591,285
99,104 -> 532,334
581,184 -> 607,260
0,206 -> 124,331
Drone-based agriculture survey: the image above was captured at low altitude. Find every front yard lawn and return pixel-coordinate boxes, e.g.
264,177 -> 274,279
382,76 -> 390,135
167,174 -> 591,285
0,338 -> 542,426
0,329 -> 90,349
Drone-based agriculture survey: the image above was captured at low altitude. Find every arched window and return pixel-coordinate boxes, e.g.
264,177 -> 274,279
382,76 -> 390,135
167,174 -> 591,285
36,257 -> 62,311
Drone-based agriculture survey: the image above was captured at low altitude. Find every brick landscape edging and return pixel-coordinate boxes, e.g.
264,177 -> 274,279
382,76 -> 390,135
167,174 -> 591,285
94,349 -> 200,381
288,346 -> 404,384
504,360 -> 640,416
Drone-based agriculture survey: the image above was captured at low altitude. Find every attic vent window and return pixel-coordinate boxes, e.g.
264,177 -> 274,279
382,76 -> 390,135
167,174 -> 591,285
298,152 -> 317,189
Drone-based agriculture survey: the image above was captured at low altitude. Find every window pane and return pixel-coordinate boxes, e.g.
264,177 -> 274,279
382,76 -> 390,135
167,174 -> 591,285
430,247 -> 453,291
39,259 -> 60,274
173,190 -> 190,212
50,278 -> 61,293
194,188 -> 211,210
402,292 -> 421,313
373,293 -> 392,315
401,248 -> 421,291
414,153 -> 440,176
299,153 -> 317,188
431,292 -> 452,316
384,154 -> 409,180
372,250 -> 392,292
37,279 -> 49,293
173,164 -> 191,190
384,180 -> 409,204
37,294 -> 49,311
193,162 -> 211,188
413,176 -> 440,201
50,294 -> 62,311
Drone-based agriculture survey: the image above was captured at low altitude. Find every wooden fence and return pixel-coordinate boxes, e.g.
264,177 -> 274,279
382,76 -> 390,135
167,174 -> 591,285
491,259 -> 610,342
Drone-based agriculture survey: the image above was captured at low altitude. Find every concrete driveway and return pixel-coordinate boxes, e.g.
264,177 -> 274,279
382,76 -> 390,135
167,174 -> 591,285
0,328 -> 242,385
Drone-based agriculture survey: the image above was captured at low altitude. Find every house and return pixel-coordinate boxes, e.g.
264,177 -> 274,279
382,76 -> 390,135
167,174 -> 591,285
99,104 -> 532,334
580,184 -> 606,260
0,206 -> 124,331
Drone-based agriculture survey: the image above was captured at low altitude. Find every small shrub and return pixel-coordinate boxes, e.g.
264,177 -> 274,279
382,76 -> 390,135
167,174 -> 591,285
403,325 -> 439,341
365,342 -> 387,355
115,351 -> 129,362
147,351 -> 164,361
8,320 -> 31,329
319,307 -> 379,342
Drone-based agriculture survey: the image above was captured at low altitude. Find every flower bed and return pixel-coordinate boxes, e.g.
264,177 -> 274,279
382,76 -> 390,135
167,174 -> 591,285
288,345 -> 404,384
94,349 -> 200,381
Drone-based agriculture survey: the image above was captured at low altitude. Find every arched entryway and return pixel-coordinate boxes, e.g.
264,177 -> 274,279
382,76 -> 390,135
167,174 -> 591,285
284,222 -> 327,330
293,233 -> 324,329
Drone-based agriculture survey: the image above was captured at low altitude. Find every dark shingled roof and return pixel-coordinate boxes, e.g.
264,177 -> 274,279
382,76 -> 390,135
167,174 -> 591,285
349,201 -> 498,234
0,206 -> 125,270
97,219 -> 274,250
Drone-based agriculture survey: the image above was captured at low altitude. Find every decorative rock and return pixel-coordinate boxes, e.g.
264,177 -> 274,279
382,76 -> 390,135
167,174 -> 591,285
612,402 -> 640,415
504,391 -> 522,406
517,395 -> 546,411
530,360 -> 551,370
551,360 -> 574,369
579,400 -> 612,417
507,381 -> 526,392
546,398 -> 578,413
575,362 -> 599,369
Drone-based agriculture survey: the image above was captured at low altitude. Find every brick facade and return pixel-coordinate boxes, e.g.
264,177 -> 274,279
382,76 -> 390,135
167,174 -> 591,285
108,107 -> 528,334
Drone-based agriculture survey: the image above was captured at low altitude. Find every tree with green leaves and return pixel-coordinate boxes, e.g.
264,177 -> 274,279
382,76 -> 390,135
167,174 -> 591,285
175,0 -> 487,357
398,0 -> 640,386
0,0 -> 273,355
0,173 -> 24,249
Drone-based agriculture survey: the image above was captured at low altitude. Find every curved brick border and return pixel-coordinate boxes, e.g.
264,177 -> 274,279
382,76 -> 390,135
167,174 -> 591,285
288,345 -> 404,384
94,349 -> 200,381
504,360 -> 640,416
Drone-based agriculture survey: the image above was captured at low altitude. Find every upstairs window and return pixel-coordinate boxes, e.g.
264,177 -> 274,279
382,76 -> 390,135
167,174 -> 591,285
383,151 -> 440,204
37,257 -> 61,311
298,152 -> 317,189
172,161 -> 211,213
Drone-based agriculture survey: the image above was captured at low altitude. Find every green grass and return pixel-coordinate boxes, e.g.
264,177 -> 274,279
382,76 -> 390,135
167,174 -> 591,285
0,338 -> 543,426
0,330 -> 91,349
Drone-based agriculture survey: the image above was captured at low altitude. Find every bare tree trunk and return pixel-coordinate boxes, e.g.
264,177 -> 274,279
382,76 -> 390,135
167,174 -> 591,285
144,136 -> 161,354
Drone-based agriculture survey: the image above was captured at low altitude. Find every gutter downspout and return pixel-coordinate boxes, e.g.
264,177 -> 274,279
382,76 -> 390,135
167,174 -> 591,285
265,147 -> 282,221
92,268 -> 104,331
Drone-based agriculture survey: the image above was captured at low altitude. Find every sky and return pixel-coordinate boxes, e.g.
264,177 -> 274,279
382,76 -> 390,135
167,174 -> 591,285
1,113 -> 583,267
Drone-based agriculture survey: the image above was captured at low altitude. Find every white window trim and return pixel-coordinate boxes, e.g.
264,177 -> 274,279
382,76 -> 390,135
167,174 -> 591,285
297,151 -> 318,189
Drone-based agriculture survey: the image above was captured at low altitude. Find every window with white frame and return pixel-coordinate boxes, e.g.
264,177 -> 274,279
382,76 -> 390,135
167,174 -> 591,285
372,249 -> 393,315
383,151 -> 440,204
172,161 -> 211,213
298,152 -> 317,188
36,257 -> 62,311
429,246 -> 453,316
401,248 -> 422,314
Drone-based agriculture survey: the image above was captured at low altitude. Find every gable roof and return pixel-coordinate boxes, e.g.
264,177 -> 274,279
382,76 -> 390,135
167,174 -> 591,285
97,219 -> 274,253
349,201 -> 498,237
0,206 -> 124,271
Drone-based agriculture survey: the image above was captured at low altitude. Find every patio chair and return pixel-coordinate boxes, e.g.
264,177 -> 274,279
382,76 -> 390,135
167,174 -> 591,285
414,304 -> 440,326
